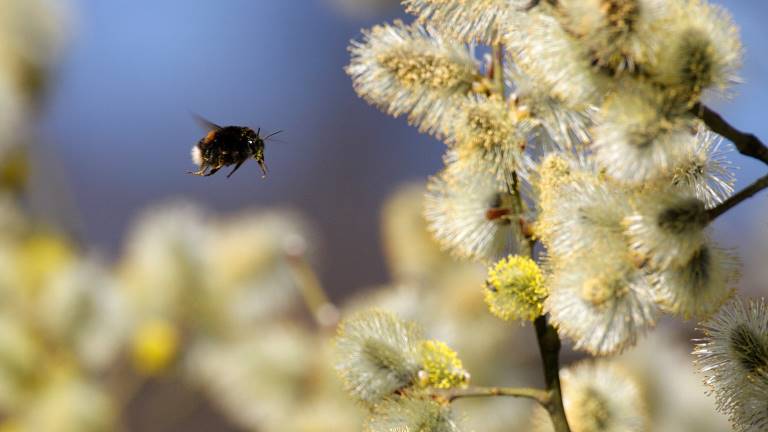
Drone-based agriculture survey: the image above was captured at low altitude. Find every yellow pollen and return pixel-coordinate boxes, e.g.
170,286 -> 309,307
131,319 -> 179,375
379,51 -> 470,90
581,275 -> 627,306
570,386 -> 612,431
418,340 -> 470,389
484,255 -> 547,322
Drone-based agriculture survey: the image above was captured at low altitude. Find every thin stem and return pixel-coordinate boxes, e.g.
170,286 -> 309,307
492,43 -> 505,97
511,171 -> 536,254
286,254 -> 339,329
708,173 -> 768,221
692,104 -> 768,219
534,315 -> 571,432
493,42 -> 534,255
110,367 -> 147,431
492,41 -> 569,430
523,0 -> 557,11
435,386 -> 549,405
693,103 -> 768,166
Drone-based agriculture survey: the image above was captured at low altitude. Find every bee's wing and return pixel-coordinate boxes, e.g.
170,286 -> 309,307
191,113 -> 222,130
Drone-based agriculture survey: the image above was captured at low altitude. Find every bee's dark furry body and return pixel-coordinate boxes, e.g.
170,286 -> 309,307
198,127 -> 265,175
189,118 -> 273,178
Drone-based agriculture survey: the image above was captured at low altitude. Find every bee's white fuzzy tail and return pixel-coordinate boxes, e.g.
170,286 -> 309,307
191,146 -> 203,166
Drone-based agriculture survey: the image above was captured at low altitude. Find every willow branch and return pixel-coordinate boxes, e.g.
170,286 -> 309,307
523,0 -> 557,11
435,386 -> 549,404
692,103 -> 768,166
534,315 -> 572,432
707,173 -> 768,221
492,41 -> 535,255
286,254 -> 339,329
691,103 -> 768,219
492,43 -> 505,97
493,40 -> 569,430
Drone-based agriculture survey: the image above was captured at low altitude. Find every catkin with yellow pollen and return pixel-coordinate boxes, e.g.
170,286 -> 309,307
347,20 -> 480,136
424,158 -> 525,262
379,52 -> 469,91
693,298 -> 768,431
402,0 -> 518,44
557,0 -> 658,74
418,340 -> 470,389
580,272 -> 629,307
365,397 -> 460,432
131,319 -> 179,375
0,420 -> 20,432
16,233 -> 75,293
653,0 -> 742,104
546,256 -> 659,356
531,361 -> 648,432
445,95 -> 531,185
484,255 -> 547,322
535,153 -> 573,212
334,310 -> 422,405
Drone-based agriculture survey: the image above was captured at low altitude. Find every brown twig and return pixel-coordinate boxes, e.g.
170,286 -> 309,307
523,0 -> 557,11
534,315 -> 572,432
492,43 -> 505,97
693,103 -> 768,166
692,103 -> 768,220
435,386 -> 549,404
492,39 -> 570,431
707,173 -> 768,221
286,253 -> 339,330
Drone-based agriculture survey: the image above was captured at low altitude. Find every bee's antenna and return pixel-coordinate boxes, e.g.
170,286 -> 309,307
191,113 -> 222,130
263,130 -> 284,141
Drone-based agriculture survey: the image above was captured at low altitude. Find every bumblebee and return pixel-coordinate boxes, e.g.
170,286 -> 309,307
188,116 -> 282,178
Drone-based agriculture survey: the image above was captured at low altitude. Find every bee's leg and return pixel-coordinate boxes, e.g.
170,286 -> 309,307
226,160 -> 245,178
187,165 -> 208,176
204,166 -> 221,176
257,160 -> 268,178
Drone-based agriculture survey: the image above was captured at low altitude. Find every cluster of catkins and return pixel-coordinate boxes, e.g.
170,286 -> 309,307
0,197 -> 333,431
336,0 -> 768,431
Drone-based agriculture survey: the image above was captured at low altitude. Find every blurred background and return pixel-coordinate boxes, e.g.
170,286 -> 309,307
0,0 -> 764,431
38,0 -> 432,299
33,0 -> 768,297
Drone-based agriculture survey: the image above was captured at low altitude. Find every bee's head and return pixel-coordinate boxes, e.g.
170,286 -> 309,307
243,127 -> 260,141
241,128 -> 264,155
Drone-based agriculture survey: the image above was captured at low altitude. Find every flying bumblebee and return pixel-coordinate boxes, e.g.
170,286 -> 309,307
188,116 -> 282,178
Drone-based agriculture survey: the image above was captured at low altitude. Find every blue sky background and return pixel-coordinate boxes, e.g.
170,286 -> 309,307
36,0 -> 768,297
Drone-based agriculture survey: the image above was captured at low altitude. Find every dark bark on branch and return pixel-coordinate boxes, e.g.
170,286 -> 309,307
708,173 -> 768,221
534,315 -> 571,432
437,386 -> 548,404
523,0 -> 557,11
692,104 -> 768,219
693,103 -> 768,166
